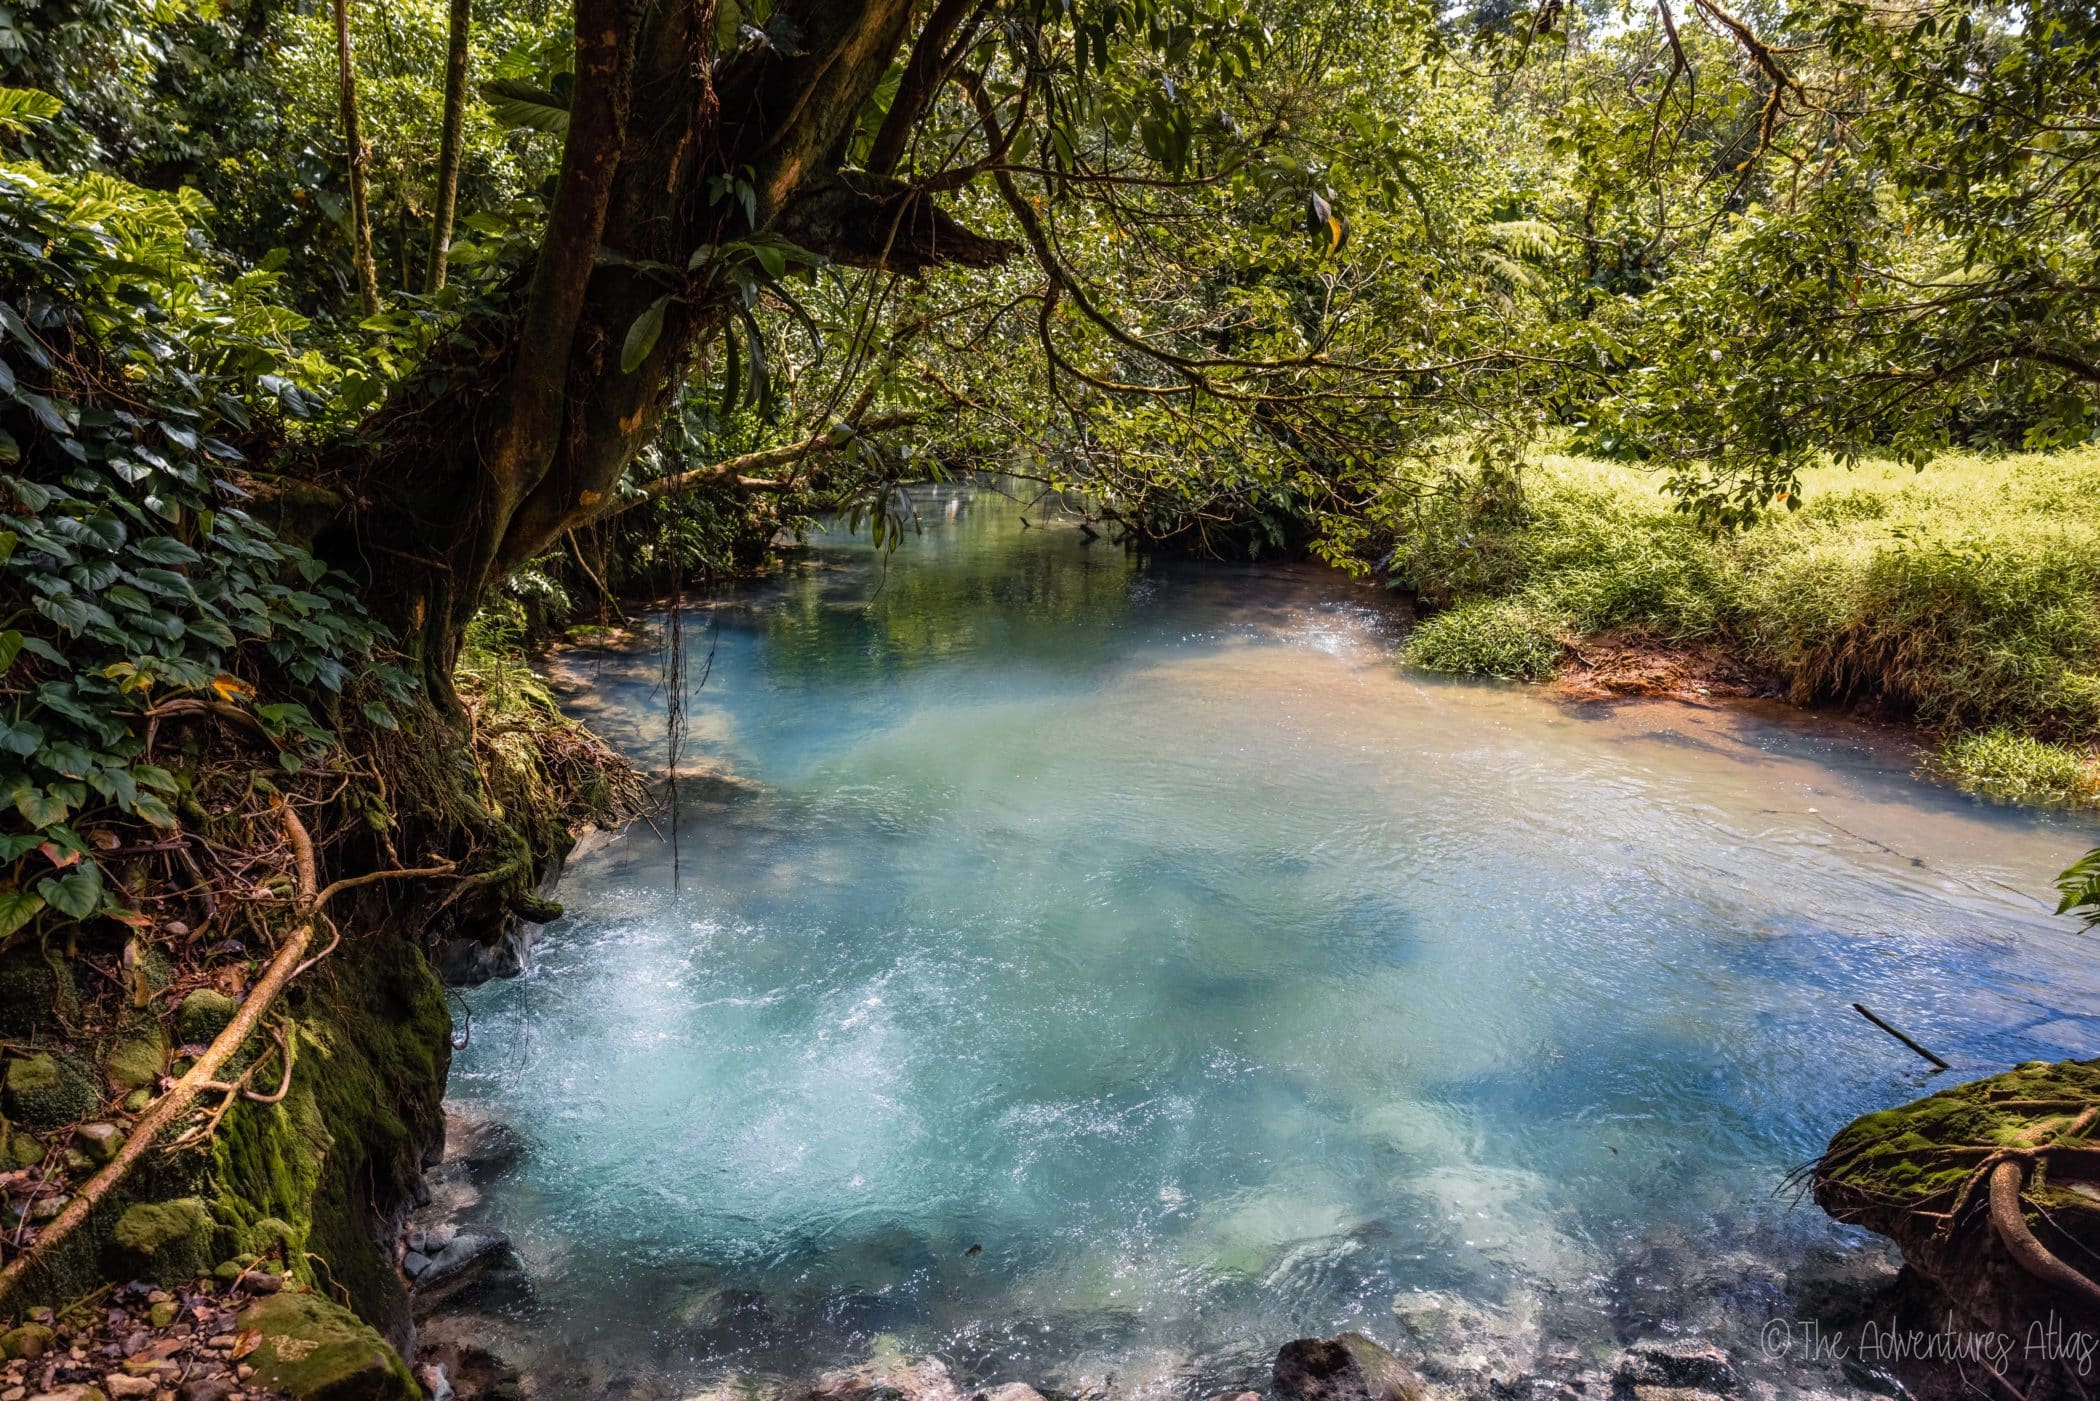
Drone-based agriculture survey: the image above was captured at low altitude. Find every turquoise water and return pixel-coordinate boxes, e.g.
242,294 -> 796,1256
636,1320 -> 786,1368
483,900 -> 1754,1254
448,486 -> 2100,1399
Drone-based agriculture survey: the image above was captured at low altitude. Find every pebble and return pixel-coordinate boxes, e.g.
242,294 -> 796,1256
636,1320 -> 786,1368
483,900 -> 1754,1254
103,1376 -> 155,1398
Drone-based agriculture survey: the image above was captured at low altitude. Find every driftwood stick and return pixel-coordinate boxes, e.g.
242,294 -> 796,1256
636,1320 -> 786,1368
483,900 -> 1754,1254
1853,1002 -> 1951,1070
0,801 -> 320,1312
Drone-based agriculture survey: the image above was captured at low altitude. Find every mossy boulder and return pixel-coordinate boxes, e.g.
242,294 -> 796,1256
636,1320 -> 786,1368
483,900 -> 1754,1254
1815,1059 -> 2100,1400
112,1197 -> 217,1284
0,945 -> 80,1039
176,989 -> 239,1046
0,1321 -> 54,1358
104,1029 -> 167,1091
3,1052 -> 99,1128
0,1115 -> 47,1168
235,1291 -> 417,1401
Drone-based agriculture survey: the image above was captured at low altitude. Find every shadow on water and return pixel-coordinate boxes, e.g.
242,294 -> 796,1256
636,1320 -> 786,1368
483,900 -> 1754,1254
446,483 -> 2100,1400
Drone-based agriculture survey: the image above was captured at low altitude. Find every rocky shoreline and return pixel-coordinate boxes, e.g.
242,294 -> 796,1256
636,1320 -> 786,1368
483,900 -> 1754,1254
404,1097 -> 1928,1401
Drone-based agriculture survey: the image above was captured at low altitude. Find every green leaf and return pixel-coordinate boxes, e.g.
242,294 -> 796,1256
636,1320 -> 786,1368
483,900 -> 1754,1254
621,295 -> 671,375
132,536 -> 201,564
0,718 -> 42,756
0,890 -> 44,940
130,792 -> 176,829
481,78 -> 570,135
36,865 -> 101,920
0,631 -> 21,673
0,86 -> 62,133
11,783 -> 66,828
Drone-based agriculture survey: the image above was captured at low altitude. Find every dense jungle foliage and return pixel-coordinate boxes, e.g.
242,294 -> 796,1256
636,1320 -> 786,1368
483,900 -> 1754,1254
0,0 -> 2096,1319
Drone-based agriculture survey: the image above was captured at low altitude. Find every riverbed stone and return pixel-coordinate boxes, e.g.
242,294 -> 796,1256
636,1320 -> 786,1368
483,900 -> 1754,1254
1275,1334 -> 1426,1401
1610,1340 -> 1734,1392
800,1344 -> 967,1401
235,1291 -> 418,1401
975,1386 -> 1046,1401
411,1226 -> 513,1299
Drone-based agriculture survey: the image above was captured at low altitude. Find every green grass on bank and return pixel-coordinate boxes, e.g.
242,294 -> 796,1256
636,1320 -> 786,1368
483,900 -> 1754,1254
1390,448 -> 2100,808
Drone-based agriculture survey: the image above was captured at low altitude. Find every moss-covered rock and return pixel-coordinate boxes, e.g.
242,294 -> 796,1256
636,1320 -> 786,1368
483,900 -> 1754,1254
0,1114 -> 47,1168
1816,1059 -> 2100,1401
235,1291 -> 417,1401
176,989 -> 239,1046
0,943 -> 80,1040
112,1197 -> 217,1284
4,1052 -> 99,1128
104,1029 -> 167,1091
75,1121 -> 123,1164
0,1321 -> 54,1359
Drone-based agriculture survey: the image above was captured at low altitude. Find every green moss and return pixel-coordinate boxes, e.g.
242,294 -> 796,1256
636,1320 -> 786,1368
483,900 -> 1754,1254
236,1292 -> 417,1401
0,944 -> 81,1040
1824,1058 -> 2100,1209
112,1197 -> 217,1284
0,1322 -> 54,1359
104,1029 -> 167,1092
176,989 -> 239,1046
4,1052 -> 100,1129
0,1115 -> 47,1169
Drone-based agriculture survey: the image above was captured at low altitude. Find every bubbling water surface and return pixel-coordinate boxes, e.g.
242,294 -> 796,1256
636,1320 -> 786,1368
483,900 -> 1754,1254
447,485 -> 2100,1399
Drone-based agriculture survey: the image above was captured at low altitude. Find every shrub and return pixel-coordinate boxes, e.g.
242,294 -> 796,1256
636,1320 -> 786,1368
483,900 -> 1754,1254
1933,730 -> 2100,808
1401,598 -> 1563,679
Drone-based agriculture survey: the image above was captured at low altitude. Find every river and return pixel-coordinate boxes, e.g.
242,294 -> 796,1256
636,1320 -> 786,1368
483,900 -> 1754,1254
442,483 -> 2100,1399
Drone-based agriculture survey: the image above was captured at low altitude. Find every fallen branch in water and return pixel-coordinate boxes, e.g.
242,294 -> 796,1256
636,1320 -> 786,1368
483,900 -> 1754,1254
1852,1002 -> 1951,1070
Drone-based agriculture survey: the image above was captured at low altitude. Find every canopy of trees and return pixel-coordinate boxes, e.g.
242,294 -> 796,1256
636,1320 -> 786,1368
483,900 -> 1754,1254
0,0 -> 2096,930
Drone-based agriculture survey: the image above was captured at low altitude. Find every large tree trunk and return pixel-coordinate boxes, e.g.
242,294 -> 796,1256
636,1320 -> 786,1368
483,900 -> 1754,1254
321,0 -> 1010,697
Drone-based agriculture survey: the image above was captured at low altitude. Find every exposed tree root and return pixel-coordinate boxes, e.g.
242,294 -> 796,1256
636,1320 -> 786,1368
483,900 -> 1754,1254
0,800 -> 319,1310
1989,1157 -> 2100,1312
1813,1076 -> 2100,1346
0,792 -> 443,1311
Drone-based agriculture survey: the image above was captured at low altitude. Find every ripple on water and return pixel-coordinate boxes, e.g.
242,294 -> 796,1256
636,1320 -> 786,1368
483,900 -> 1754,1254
450,485 -> 2100,1398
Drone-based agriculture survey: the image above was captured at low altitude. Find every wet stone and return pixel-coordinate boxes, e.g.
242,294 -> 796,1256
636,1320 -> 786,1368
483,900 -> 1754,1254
1612,1341 -> 1735,1393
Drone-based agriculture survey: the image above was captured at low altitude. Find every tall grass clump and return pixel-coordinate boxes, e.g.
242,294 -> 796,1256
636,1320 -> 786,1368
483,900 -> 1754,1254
1385,448 -> 2100,806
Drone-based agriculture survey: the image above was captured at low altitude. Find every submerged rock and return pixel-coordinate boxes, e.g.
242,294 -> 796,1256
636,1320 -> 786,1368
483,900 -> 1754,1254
974,1386 -> 1046,1401
1610,1340 -> 1735,1392
410,1226 -> 514,1300
797,1346 -> 967,1401
236,1291 -> 418,1401
1274,1334 -> 1426,1401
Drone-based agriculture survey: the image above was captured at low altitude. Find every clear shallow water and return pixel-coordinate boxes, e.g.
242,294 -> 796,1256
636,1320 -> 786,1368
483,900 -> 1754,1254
449,485 -> 2100,1399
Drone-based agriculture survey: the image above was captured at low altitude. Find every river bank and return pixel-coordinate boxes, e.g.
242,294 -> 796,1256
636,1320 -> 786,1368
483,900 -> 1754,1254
1383,449 -> 2100,811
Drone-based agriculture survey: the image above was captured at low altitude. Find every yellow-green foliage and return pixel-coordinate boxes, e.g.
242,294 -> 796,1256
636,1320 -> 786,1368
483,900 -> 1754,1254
1391,447 -> 2100,804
